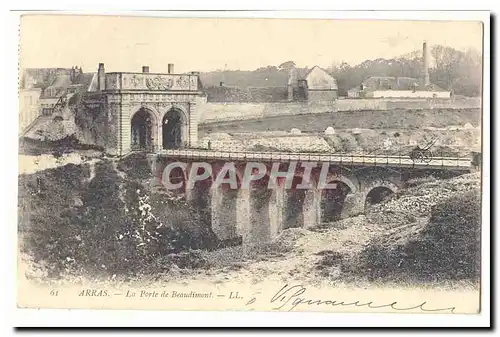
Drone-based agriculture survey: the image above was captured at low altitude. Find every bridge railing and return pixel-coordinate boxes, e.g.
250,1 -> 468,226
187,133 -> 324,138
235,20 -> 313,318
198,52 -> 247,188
156,148 -> 474,170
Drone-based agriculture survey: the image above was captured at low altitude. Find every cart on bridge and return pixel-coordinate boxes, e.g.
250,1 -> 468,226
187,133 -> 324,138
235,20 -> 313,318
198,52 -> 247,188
408,137 -> 439,164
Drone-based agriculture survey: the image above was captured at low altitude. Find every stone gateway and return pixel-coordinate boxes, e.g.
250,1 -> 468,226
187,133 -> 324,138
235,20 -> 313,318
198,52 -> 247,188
82,63 -> 202,156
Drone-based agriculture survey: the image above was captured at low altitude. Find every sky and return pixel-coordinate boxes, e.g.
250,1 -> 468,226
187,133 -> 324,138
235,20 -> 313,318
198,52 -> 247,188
19,15 -> 483,73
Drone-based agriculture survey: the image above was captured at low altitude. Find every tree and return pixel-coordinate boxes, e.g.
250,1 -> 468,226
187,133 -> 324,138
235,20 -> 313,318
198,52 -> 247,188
256,66 -> 278,72
199,44 -> 481,97
278,61 -> 296,71
430,45 -> 482,96
328,45 -> 481,97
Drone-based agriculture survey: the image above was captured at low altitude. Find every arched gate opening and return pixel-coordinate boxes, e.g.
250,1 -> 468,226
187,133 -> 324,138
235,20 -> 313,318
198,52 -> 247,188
162,109 -> 185,149
131,108 -> 156,151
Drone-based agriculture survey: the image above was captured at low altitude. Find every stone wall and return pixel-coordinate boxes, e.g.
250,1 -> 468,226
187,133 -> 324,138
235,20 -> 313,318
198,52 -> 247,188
369,90 -> 451,99
307,90 -> 338,102
198,97 -> 481,124
73,92 -> 111,150
188,102 -> 198,147
199,134 -> 332,153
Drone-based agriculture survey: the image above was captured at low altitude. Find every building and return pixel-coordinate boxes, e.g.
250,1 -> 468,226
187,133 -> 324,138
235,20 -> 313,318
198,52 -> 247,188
203,65 -> 338,103
19,71 -> 42,134
21,64 -> 202,156
19,87 -> 42,133
354,75 -> 451,99
75,63 -> 202,156
288,66 -> 338,102
349,41 -> 451,99
39,67 -> 93,116
347,87 -> 361,99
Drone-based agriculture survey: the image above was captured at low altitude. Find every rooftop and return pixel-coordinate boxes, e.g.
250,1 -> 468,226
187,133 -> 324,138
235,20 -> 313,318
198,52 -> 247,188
204,85 -> 288,103
361,76 -> 447,92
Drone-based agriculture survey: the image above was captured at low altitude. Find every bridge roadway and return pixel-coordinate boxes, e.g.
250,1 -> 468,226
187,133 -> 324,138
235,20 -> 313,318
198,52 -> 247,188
155,149 -> 473,170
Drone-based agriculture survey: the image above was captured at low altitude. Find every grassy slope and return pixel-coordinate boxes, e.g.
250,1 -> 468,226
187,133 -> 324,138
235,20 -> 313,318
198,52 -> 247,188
18,155 -> 218,280
336,173 -> 481,283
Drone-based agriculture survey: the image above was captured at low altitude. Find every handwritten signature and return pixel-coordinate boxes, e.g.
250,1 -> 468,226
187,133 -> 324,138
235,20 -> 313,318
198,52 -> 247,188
269,284 -> 456,313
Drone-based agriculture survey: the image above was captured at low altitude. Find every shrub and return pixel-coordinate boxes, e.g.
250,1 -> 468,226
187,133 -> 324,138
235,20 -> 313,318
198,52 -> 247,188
19,159 -> 217,280
117,152 -> 152,181
420,190 -> 481,279
341,189 -> 481,282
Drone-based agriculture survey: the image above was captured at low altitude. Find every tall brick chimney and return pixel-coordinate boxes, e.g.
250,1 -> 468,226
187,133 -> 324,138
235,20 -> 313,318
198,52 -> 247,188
423,41 -> 430,87
142,66 -> 150,73
98,63 -> 106,91
168,63 -> 174,74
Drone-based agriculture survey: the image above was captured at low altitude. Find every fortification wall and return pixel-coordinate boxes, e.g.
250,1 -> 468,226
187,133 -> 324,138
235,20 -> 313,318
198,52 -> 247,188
198,97 -> 481,124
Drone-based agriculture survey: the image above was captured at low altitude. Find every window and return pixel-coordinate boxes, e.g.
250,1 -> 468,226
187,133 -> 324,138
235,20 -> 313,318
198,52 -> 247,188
42,108 -> 53,116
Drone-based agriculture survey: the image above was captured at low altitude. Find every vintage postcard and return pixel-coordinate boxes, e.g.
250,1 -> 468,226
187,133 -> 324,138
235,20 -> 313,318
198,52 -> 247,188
16,12 -> 488,323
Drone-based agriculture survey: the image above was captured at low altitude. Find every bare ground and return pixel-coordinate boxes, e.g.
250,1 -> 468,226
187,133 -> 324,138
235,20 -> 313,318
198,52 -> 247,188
200,108 -> 481,136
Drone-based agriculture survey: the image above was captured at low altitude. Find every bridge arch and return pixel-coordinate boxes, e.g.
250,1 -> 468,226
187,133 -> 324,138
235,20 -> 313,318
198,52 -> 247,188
364,181 -> 399,209
161,160 -> 188,195
130,106 -> 160,151
318,173 -> 357,223
320,181 -> 352,222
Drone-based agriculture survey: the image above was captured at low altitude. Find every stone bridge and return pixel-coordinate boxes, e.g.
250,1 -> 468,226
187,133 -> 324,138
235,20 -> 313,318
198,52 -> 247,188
146,149 -> 474,245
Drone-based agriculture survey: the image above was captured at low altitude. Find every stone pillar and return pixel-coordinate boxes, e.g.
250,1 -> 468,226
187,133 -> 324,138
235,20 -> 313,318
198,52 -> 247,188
302,188 -> 321,228
185,185 -> 212,234
157,114 -> 163,152
211,187 -> 240,241
244,188 -> 281,246
270,186 -> 284,238
236,189 -> 251,238
120,104 -> 132,155
147,154 -> 164,192
188,102 -> 198,147
106,100 -> 121,156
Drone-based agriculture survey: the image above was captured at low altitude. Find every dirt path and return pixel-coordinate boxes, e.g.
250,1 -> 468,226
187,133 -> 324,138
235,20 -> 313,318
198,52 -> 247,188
168,216 -> 382,286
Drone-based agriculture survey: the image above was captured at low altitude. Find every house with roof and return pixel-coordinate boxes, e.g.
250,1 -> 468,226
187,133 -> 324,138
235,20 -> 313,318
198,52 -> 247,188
348,42 -> 451,99
19,67 -> 97,136
350,75 -> 451,99
203,65 -> 338,103
38,67 -> 95,116
287,66 -> 338,102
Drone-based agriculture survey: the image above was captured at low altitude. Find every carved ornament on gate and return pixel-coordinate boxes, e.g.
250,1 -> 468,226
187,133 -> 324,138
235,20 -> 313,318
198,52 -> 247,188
146,76 -> 174,90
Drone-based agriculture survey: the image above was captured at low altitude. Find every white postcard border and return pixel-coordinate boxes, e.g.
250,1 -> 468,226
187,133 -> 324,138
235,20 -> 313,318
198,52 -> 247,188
4,8 -> 492,329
